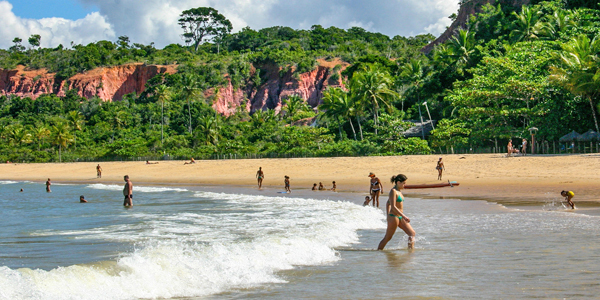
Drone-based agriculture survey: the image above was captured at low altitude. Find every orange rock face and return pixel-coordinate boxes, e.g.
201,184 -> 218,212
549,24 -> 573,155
0,64 -> 177,101
1,59 -> 347,116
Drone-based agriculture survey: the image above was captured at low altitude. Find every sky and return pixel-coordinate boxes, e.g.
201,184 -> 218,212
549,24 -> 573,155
0,0 -> 460,49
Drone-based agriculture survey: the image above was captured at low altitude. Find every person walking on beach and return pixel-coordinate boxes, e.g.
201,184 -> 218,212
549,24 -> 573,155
369,172 -> 383,208
436,157 -> 445,180
284,175 -> 291,193
378,174 -> 416,250
46,178 -> 51,193
256,167 -> 264,189
561,190 -> 575,209
96,164 -> 102,178
123,175 -> 133,206
521,139 -> 528,156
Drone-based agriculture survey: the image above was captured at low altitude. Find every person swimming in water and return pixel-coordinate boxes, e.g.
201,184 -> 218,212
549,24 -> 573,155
561,190 -> 575,209
312,183 -> 317,190
369,172 -> 383,207
378,174 -> 416,250
80,195 -> 88,203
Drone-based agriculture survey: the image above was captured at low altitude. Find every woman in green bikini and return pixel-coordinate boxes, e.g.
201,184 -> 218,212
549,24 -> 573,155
378,174 -> 416,250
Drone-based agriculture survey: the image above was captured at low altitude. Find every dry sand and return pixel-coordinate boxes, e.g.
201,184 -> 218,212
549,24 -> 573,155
1,153 -> 599,204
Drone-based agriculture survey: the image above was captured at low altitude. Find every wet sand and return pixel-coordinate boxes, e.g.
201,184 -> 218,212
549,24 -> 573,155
1,153 -> 599,204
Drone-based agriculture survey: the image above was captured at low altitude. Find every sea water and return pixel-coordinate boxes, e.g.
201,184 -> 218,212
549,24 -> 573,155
1,181 -> 599,299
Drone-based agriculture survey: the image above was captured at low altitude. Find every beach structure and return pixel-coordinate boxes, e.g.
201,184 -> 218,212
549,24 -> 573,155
403,120 -> 436,139
576,129 -> 600,141
558,131 -> 581,142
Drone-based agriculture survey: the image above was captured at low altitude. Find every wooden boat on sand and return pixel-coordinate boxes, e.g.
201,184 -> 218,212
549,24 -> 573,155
404,181 -> 459,189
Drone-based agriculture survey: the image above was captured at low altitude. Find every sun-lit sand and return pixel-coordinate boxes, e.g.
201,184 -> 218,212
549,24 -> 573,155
2,153 -> 599,203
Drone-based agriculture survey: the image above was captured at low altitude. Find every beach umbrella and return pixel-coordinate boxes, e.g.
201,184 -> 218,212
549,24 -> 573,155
577,129 -> 600,141
558,130 -> 581,142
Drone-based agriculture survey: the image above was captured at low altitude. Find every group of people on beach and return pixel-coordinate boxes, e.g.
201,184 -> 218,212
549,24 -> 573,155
312,181 -> 336,191
507,139 -> 528,157
256,167 -> 336,193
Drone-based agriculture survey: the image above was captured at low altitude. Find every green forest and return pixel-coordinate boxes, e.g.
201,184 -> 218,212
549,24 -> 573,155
1,0 -> 600,163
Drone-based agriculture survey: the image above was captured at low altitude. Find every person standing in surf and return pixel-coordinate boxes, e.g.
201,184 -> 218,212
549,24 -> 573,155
436,157 -> 445,180
284,175 -> 291,193
378,174 -> 415,250
561,190 -> 575,209
369,172 -> 383,208
123,175 -> 133,206
45,178 -> 51,193
256,167 -> 264,189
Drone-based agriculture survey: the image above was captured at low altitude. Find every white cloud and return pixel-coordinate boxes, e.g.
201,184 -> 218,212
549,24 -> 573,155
0,1 -> 114,49
1,0 -> 460,49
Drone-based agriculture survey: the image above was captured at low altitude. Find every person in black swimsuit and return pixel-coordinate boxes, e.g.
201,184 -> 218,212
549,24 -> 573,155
369,172 -> 383,208
256,167 -> 264,189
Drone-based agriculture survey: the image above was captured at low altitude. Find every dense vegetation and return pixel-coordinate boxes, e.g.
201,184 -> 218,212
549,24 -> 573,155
1,0 -> 599,162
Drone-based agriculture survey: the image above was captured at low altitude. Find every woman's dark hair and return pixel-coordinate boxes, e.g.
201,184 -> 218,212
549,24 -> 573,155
390,174 -> 408,183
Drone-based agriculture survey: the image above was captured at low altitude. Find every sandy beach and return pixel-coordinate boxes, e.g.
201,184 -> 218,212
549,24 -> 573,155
2,153 -> 599,204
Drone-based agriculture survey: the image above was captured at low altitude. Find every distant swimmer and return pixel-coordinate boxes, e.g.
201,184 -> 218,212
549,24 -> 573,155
123,175 -> 133,206
369,172 -> 383,208
363,196 -> 371,206
331,181 -> 336,192
561,190 -> 575,209
256,167 -> 264,189
284,175 -> 291,193
378,174 -> 416,250
312,183 -> 317,190
46,178 -> 51,193
80,195 -> 88,203
318,182 -> 324,190
96,164 -> 102,178
436,157 -> 445,180
20,188 -> 23,192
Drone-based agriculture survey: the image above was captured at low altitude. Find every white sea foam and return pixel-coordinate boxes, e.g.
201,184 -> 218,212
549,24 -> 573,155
0,192 -> 385,299
0,180 -> 19,185
85,183 -> 188,193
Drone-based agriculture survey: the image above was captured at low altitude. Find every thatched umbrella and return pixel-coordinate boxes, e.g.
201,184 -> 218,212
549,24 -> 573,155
559,131 -> 581,142
577,129 -> 600,141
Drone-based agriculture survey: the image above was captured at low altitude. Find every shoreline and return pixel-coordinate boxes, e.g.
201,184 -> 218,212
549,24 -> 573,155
1,153 -> 599,205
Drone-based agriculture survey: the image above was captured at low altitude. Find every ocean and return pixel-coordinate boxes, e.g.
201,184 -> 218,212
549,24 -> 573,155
1,180 -> 599,299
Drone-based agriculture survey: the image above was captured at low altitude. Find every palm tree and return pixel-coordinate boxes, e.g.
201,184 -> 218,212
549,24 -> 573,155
180,75 -> 200,134
32,124 -> 51,150
7,125 -> 32,147
320,87 -> 357,140
510,6 -> 543,43
448,29 -> 477,74
550,34 -> 600,132
282,95 -> 306,124
197,114 -> 221,145
66,111 -> 85,149
350,67 -> 396,136
154,84 -> 172,146
50,122 -> 74,163
538,9 -> 574,40
400,59 -> 429,139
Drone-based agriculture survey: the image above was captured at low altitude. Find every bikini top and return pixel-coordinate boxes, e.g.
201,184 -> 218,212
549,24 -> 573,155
371,179 -> 379,186
397,193 -> 404,202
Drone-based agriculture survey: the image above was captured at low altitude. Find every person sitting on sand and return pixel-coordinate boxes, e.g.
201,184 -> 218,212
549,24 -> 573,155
146,160 -> 159,164
96,164 -> 102,178
369,172 -> 383,208
561,190 -> 575,209
284,175 -> 291,193
80,195 -> 88,203
378,174 -> 416,250
123,175 -> 133,206
46,178 -> 51,193
331,181 -> 336,192
363,196 -> 371,206
318,182 -> 324,190
184,158 -> 196,165
256,167 -> 264,189
436,157 -> 445,180
312,183 -> 317,190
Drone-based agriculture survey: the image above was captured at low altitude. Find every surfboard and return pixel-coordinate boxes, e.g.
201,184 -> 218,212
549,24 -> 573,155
404,181 -> 460,189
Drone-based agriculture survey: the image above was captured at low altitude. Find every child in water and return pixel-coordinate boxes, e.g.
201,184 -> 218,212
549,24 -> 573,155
561,190 -> 575,209
363,196 -> 371,206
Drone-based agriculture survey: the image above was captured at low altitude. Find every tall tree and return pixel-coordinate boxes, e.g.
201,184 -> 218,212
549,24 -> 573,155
50,123 -> 73,163
178,7 -> 233,52
320,87 -> 357,140
32,124 -> 50,151
350,67 -> 396,136
550,34 -> 600,132
282,95 -> 306,124
180,75 -> 200,134
154,85 -> 172,146
67,111 -> 85,149
510,6 -> 543,43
